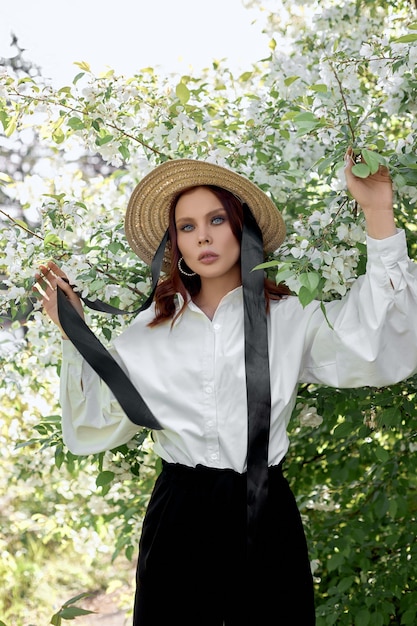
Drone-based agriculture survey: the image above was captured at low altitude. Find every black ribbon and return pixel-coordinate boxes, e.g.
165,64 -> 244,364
57,208 -> 272,561
56,230 -> 170,431
241,204 -> 272,563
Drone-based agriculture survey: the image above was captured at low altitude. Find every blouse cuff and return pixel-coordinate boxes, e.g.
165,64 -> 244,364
366,229 -> 408,264
366,229 -> 409,291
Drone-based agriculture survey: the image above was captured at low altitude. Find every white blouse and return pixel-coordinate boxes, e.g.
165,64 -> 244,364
60,230 -> 417,472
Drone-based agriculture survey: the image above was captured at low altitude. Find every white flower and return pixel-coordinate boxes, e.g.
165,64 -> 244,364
297,403 -> 323,428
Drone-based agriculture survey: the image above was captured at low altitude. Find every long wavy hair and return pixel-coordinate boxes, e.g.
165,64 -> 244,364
148,185 -> 291,327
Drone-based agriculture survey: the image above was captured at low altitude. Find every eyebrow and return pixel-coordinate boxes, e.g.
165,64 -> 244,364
175,207 -> 226,225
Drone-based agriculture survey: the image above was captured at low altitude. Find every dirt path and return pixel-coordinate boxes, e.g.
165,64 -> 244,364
75,593 -> 130,625
75,580 -> 134,625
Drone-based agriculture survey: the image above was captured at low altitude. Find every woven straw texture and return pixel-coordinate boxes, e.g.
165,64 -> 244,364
125,159 -> 286,267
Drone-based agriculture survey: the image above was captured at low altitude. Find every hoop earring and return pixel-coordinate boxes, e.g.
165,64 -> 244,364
178,257 -> 197,277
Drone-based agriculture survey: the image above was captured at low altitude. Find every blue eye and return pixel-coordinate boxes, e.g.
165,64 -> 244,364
180,224 -> 194,232
212,216 -> 225,225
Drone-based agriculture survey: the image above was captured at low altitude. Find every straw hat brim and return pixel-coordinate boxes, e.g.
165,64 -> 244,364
125,159 -> 286,268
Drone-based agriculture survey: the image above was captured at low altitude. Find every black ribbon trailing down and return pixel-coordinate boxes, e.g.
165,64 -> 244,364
56,231 -> 169,431
241,204 -> 272,563
57,208 -> 271,563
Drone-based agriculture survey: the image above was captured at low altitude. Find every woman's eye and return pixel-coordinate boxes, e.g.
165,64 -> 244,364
212,216 -> 225,225
180,224 -> 194,232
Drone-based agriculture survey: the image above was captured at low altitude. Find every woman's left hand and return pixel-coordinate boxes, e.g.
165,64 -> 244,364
344,147 -> 393,212
344,147 -> 396,239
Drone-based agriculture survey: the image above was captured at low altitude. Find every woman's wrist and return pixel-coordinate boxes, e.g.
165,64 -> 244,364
364,208 -> 396,240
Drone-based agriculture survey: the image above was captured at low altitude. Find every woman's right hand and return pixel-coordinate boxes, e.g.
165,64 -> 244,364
34,261 -> 85,338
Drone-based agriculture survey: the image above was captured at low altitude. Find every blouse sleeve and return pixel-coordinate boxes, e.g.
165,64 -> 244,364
299,229 -> 417,387
60,340 -> 140,455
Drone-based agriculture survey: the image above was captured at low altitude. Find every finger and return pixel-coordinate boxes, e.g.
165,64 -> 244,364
344,147 -> 356,172
55,276 -> 76,296
33,280 -> 47,299
45,260 -> 68,279
39,261 -> 69,284
33,271 -> 52,298
38,261 -> 73,295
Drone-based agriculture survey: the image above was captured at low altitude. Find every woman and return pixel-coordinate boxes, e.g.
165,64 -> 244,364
35,152 -> 417,625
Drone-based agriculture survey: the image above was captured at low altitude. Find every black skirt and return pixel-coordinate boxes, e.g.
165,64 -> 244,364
133,461 -> 315,626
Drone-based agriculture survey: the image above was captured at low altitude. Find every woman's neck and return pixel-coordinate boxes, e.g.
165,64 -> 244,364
193,272 -> 241,320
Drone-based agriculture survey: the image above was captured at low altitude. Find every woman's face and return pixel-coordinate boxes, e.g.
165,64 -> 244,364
175,186 -> 241,283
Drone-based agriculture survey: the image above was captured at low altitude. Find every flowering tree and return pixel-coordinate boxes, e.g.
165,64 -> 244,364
1,0 -> 417,623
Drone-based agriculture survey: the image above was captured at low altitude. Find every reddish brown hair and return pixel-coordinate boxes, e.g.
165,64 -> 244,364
148,185 -> 290,327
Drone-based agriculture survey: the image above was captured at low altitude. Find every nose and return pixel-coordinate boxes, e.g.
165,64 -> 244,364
198,233 -> 211,245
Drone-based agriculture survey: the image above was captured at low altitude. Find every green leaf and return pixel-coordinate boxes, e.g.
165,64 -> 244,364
59,606 -> 95,618
392,172 -> 407,188
402,608 -> 417,624
355,608 -> 371,626
333,420 -> 352,438
275,268 -> 294,284
337,576 -> 355,593
374,445 -> 389,463
108,241 -> 123,254
73,72 -> 85,84
253,260 -> 280,270
55,445 -> 65,469
13,218 -> 28,229
298,286 -> 316,307
388,498 -> 398,519
299,271 -> 320,293
102,326 -> 112,341
317,154 -> 335,176
176,82 -> 190,105
74,61 -> 91,72
309,83 -> 328,93
96,470 -> 115,487
0,172 -> 13,184
5,119 -> 17,137
295,123 -> 319,137
379,406 -> 400,426
393,34 -> 417,43
44,233 -> 63,247
320,301 -> 333,329
327,552 -> 344,572
294,112 -> 318,122
284,76 -> 300,86
67,117 -> 85,130
374,492 -> 389,518
119,143 -> 130,160
361,149 -> 384,174
352,163 -> 370,178
96,134 -> 113,146
0,110 -> 9,131
239,71 -> 253,82
52,127 -> 65,144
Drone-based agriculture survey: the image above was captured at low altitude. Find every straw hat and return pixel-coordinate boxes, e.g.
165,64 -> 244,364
125,159 -> 286,267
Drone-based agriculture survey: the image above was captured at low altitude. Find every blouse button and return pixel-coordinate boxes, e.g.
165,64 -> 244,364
205,386 -> 213,394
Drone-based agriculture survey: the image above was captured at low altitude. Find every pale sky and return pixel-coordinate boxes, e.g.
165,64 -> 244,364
0,0 -> 270,84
